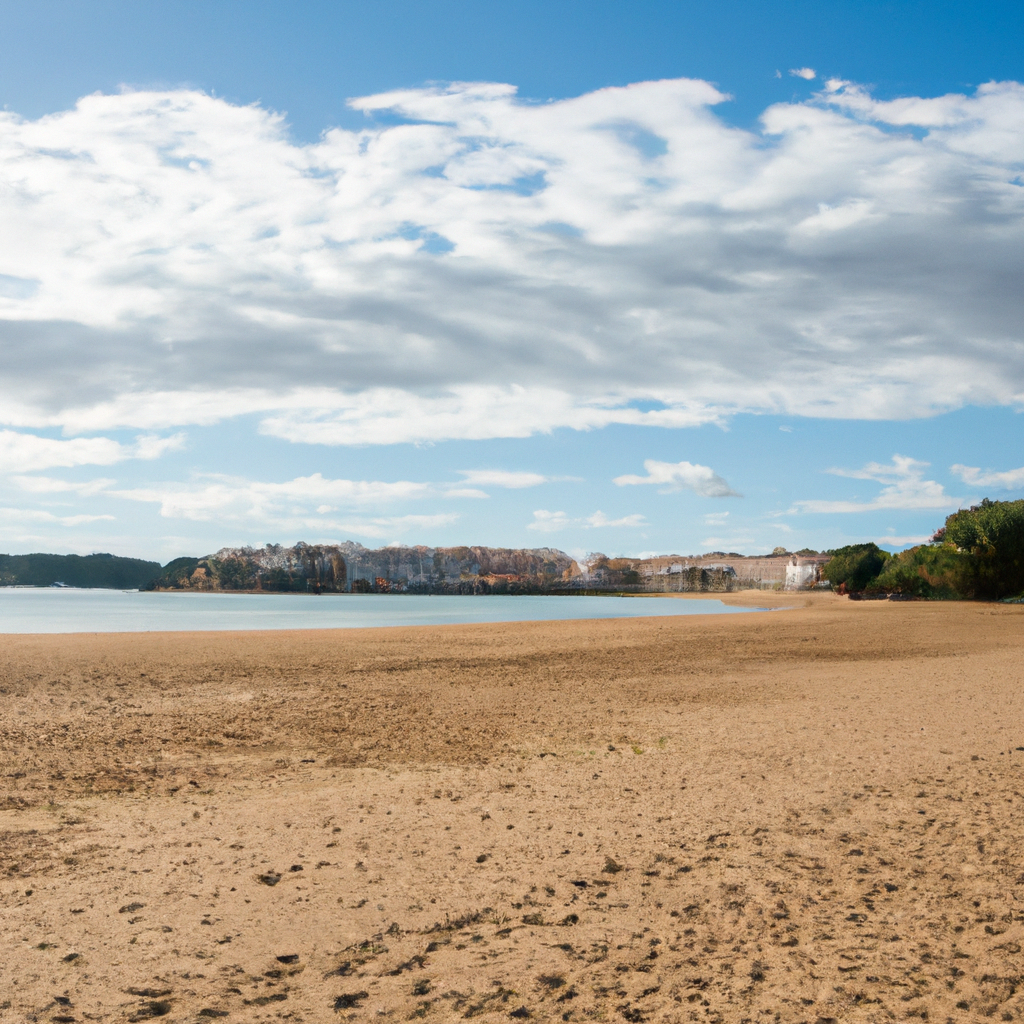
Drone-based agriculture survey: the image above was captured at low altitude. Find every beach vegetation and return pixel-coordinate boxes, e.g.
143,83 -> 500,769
867,544 -> 966,599
941,498 -> 1024,599
826,500 -> 1024,600
821,543 -> 890,593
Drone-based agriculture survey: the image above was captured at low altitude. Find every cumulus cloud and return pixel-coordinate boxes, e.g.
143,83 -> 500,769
526,510 -> 572,533
7,466 -> 546,540
0,506 -> 114,526
0,79 -> 1020,446
586,511 -> 646,528
876,533 -> 934,547
257,388 -> 720,446
11,475 -> 116,496
0,430 -> 183,472
792,455 -> 957,513
317,513 -> 459,541
108,473 -> 432,522
457,469 -> 549,489
527,509 -> 646,532
105,470 -> 459,540
790,67 -> 817,80
950,463 -> 1024,490
614,459 -> 740,497
441,487 -> 490,499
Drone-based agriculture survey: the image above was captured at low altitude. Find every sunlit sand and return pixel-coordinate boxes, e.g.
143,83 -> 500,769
2,593 -> 1022,1021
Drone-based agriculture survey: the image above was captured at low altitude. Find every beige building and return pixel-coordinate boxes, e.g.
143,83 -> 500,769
636,553 -> 829,591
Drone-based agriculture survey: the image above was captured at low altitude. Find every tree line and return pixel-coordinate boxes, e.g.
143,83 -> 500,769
823,499 -> 1024,600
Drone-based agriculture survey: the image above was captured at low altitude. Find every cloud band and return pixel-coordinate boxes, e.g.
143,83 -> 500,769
0,78 -> 1021,445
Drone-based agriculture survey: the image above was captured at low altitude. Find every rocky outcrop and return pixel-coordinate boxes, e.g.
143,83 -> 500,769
144,543 -> 580,594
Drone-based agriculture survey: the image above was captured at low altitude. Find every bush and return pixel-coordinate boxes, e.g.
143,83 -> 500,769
869,544 -> 966,599
822,543 -> 890,593
942,498 -> 1024,600
860,499 -> 1024,601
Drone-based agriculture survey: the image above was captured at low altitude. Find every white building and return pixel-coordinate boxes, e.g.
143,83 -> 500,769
784,558 -> 819,590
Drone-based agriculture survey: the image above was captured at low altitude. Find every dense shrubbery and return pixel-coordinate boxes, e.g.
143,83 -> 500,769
867,543 -> 967,599
943,498 -> 1024,600
823,499 -> 1024,600
821,543 -> 890,594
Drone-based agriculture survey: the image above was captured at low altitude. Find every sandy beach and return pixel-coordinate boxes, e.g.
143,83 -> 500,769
2,593 -> 1024,1023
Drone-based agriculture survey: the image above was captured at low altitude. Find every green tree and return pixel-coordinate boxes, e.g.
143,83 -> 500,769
942,498 -> 1024,599
822,543 -> 890,593
870,543 -> 966,599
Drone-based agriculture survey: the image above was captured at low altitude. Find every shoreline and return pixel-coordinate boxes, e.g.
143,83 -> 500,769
0,590 -> 774,637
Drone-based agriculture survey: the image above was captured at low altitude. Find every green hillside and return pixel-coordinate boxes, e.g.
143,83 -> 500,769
0,552 -> 164,590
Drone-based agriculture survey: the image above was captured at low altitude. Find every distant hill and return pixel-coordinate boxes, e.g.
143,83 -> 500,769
0,552 -> 164,590
144,542 -> 580,594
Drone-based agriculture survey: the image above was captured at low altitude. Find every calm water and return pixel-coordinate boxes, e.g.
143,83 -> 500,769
0,588 -> 763,633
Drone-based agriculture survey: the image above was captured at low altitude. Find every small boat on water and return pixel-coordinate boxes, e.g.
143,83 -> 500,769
48,581 -> 71,588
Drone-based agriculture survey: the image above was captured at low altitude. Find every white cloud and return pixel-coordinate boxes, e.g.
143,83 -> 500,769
457,469 -> 549,489
789,67 -> 817,80
257,388 -> 720,446
0,430 -> 183,472
614,459 -> 740,497
316,513 -> 459,541
792,455 -> 957,513
703,511 -> 730,524
0,506 -> 114,526
132,434 -> 186,460
5,468 -> 521,540
442,487 -> 490,499
0,79 -> 1016,444
585,511 -> 646,528
11,475 -> 116,496
950,463 -> 1024,490
527,509 -> 646,532
527,510 -> 572,533
104,469 -> 460,541
876,533 -> 933,547
110,473 -> 432,522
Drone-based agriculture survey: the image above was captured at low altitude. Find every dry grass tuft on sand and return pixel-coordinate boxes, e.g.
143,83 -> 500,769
2,594 -> 1024,1022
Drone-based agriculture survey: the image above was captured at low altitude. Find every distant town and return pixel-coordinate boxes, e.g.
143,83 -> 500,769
0,543 -> 830,593
5,496 -> 1022,603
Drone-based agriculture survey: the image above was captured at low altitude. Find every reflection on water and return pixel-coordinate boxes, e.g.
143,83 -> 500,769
0,588 -> 762,634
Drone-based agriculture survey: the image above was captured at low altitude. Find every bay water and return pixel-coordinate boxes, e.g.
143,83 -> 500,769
0,588 -> 763,633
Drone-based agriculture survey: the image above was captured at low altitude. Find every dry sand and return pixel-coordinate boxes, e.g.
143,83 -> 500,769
2,593 -> 1024,1023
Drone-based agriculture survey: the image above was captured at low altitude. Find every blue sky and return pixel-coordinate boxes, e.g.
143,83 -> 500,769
0,0 -> 1022,562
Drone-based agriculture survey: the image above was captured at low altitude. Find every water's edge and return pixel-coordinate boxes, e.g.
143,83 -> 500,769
0,589 -> 765,634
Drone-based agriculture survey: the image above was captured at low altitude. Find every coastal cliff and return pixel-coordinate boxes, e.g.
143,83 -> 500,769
142,542 -> 828,594
143,542 -> 582,594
